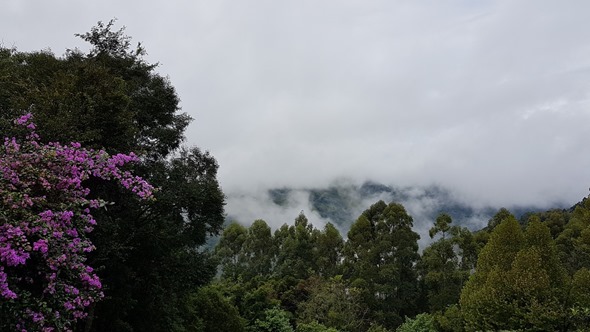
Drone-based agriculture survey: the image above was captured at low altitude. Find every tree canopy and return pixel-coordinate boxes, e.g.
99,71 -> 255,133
0,21 -> 224,331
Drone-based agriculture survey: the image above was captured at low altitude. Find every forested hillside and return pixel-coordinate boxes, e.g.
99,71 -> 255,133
213,197 -> 590,331
1,22 -> 590,332
266,182 -> 544,233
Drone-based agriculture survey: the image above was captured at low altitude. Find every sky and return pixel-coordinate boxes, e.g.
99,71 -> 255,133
2,1 -> 590,227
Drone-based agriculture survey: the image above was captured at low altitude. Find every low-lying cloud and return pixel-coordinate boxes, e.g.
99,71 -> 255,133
224,180 -> 537,248
2,1 -> 590,221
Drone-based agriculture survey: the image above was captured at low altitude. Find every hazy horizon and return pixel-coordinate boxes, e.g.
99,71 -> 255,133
222,178 -> 577,247
3,1 -> 590,221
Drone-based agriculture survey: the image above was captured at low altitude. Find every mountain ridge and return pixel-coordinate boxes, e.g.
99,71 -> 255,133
266,180 -> 564,234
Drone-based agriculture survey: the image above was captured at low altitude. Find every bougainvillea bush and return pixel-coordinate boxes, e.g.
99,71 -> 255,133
0,113 -> 154,331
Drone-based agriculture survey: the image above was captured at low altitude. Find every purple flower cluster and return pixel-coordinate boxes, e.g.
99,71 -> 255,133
0,113 -> 154,331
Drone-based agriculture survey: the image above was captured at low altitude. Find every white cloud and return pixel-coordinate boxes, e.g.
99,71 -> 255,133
2,0 -> 590,213
225,189 -> 335,231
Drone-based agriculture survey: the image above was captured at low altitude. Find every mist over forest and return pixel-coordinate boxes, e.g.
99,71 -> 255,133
2,2 -> 590,331
225,180 -> 569,248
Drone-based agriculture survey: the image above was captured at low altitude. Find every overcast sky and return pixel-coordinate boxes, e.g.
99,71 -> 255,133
3,1 -> 590,212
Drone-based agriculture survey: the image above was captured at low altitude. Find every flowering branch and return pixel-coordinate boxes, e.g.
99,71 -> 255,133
0,113 -> 154,331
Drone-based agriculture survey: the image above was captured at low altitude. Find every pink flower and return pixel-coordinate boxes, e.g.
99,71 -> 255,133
33,239 -> 49,254
15,113 -> 33,125
1,113 -> 152,329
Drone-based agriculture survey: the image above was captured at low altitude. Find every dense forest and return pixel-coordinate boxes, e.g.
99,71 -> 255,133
1,22 -> 590,331
212,199 -> 590,332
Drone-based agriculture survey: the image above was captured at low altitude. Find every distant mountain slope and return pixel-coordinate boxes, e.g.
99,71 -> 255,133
219,180 -> 573,249
268,181 -> 546,233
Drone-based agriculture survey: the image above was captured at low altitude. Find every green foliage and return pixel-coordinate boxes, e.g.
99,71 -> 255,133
477,212 -> 523,274
313,223 -> 343,277
249,307 -> 294,332
395,313 -> 437,332
449,226 -> 481,271
486,207 -> 513,230
0,21 -> 224,331
556,197 -> 590,274
296,321 -> 340,332
297,277 -> 368,332
530,209 -> 569,238
569,268 -> 590,330
572,268 -> 590,307
460,213 -> 571,331
182,286 -> 245,332
0,29 -> 189,158
435,305 -> 464,332
243,220 -> 276,279
420,214 -> 472,312
366,324 -> 389,332
274,213 -> 317,281
88,146 -> 225,331
460,214 -> 522,331
344,201 -> 421,330
429,213 -> 452,239
420,240 -> 465,312
75,19 -> 143,59
211,194 -> 590,332
226,278 -> 281,324
215,215 -> 348,327
216,222 -> 249,281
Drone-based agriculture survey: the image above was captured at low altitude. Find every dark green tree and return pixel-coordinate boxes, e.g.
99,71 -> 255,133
216,222 -> 249,281
88,146 -> 225,332
486,207 -> 513,231
242,219 -> 276,280
344,201 -> 421,330
270,214 -> 323,316
222,278 -> 281,326
449,226 -> 480,272
295,321 -> 340,332
313,223 -> 344,278
460,213 -> 570,331
274,213 -> 317,281
297,276 -> 368,332
530,209 -> 569,238
0,21 -> 225,331
182,286 -> 245,332
460,213 -> 524,331
421,214 -> 466,312
556,196 -> 590,274
395,313 -> 437,332
570,268 -> 590,330
215,220 -> 285,326
435,305 -> 464,332
249,307 -> 294,332
429,213 -> 452,239
0,20 -> 189,157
